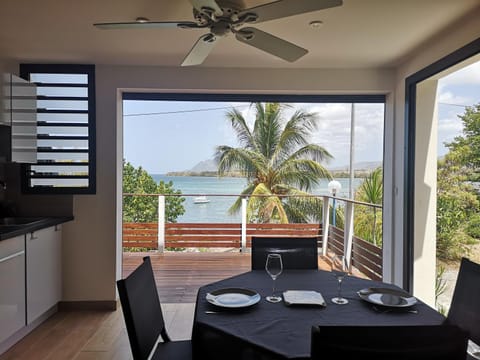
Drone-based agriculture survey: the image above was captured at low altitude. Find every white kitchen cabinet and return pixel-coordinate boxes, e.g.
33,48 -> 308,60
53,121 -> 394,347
26,225 -> 62,324
0,235 -> 25,343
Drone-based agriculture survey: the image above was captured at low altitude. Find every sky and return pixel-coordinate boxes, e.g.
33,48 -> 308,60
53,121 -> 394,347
437,60 -> 480,156
123,61 -> 480,174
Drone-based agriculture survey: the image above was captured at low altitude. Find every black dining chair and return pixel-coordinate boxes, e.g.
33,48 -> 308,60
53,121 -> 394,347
311,324 -> 469,360
251,236 -> 318,270
446,257 -> 480,359
117,256 -> 192,360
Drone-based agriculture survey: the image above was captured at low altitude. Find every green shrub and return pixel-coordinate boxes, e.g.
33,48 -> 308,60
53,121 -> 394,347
465,213 -> 480,239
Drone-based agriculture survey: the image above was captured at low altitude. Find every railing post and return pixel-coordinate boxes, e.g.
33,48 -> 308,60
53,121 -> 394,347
241,197 -> 247,252
322,196 -> 330,256
344,201 -> 354,269
158,195 -> 165,253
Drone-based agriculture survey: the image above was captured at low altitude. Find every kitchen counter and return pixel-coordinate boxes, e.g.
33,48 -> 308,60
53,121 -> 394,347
0,216 -> 73,241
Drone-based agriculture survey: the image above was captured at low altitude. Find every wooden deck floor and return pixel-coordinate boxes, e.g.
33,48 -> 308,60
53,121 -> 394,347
123,251 -> 332,303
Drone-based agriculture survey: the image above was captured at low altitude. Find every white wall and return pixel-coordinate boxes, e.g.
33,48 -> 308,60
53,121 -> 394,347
62,66 -> 395,302
413,79 -> 439,306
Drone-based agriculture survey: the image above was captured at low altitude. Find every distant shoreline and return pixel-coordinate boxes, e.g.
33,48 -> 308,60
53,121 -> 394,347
164,170 -> 374,178
165,171 -> 242,177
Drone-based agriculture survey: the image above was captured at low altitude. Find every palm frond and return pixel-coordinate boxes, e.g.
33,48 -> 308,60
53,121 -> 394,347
253,103 -> 283,159
283,144 -> 333,164
228,183 -> 257,215
281,187 -> 324,223
225,108 -> 254,149
356,167 -> 383,204
272,110 -> 320,163
248,183 -> 288,223
215,147 -> 266,178
275,159 -> 332,191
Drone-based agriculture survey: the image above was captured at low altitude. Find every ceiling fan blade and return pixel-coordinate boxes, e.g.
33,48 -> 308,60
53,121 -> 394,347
235,27 -> 307,62
239,0 -> 343,24
94,21 -> 199,30
189,0 -> 223,16
181,33 -> 218,66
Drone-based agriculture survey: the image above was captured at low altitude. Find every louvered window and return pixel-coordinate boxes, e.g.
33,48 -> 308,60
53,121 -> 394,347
19,64 -> 96,194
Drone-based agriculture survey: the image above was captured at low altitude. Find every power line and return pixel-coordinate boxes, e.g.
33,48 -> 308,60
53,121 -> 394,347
438,102 -> 473,108
124,104 -> 250,117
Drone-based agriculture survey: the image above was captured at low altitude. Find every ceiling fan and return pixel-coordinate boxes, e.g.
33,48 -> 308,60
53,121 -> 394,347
94,0 -> 343,66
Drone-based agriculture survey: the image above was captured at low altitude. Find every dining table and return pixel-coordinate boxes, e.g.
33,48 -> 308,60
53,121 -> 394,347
191,269 -> 446,360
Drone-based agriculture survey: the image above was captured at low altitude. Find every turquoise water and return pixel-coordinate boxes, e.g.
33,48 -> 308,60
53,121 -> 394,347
152,175 -> 363,223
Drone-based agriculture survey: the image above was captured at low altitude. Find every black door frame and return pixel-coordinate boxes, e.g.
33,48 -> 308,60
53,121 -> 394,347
403,37 -> 480,291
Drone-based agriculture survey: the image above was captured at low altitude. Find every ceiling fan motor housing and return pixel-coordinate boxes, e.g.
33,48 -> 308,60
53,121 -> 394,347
210,20 -> 231,36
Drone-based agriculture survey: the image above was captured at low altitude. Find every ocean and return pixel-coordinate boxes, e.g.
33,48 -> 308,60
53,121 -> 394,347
151,175 -> 363,223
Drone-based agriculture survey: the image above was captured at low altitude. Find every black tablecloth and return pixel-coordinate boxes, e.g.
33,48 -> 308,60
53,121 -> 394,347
192,270 -> 445,360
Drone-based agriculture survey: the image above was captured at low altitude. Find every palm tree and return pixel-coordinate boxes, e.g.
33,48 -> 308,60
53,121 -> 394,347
355,167 -> 383,245
215,103 -> 333,223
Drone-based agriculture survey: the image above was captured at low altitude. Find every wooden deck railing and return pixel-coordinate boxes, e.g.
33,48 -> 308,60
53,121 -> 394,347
122,221 -> 382,280
328,225 -> 382,280
123,222 -> 322,249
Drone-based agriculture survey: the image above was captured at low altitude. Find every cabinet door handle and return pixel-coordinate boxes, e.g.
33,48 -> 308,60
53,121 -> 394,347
30,232 -> 38,240
0,250 -> 25,264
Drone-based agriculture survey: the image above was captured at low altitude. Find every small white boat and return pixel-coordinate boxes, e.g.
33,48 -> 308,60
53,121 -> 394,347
194,195 -> 210,204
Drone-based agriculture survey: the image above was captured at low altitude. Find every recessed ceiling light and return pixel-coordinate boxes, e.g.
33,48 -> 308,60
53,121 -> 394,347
136,17 -> 149,23
309,20 -> 323,29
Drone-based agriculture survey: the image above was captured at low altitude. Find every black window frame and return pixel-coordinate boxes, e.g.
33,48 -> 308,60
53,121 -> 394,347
19,64 -> 96,195
403,37 -> 480,291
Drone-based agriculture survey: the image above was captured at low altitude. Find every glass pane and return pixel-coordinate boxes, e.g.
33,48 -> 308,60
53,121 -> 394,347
37,152 -> 89,162
31,178 -> 89,187
37,86 -> 88,97
37,99 -> 88,111
30,73 -> 88,84
37,126 -> 88,136
37,139 -> 88,149
37,113 -> 88,123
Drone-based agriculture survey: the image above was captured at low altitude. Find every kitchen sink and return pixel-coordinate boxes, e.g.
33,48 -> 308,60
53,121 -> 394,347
0,217 -> 44,226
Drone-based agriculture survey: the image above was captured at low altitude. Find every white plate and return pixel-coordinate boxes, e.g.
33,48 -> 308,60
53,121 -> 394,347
357,287 -> 417,308
206,288 -> 261,308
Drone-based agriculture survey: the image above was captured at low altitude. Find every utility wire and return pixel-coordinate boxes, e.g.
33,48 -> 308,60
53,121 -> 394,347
124,104 -> 250,117
438,102 -> 475,108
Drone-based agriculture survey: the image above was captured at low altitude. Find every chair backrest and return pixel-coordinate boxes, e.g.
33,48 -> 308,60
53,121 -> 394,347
311,324 -> 468,360
117,256 -> 170,360
447,257 -> 480,345
251,236 -> 318,270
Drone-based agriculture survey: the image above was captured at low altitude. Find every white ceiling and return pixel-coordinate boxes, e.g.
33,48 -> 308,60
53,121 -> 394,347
0,0 -> 479,69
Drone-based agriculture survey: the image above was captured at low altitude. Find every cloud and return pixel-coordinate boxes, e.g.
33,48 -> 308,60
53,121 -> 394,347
440,61 -> 480,86
437,90 -> 474,106
306,103 -> 384,166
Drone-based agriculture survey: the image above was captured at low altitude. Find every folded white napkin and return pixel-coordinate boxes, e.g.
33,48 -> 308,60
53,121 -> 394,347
283,290 -> 326,306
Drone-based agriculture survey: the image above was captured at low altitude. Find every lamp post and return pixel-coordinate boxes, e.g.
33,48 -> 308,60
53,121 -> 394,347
328,180 -> 342,227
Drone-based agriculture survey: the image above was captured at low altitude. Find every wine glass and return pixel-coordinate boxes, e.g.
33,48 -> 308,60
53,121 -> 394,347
265,253 -> 283,303
331,255 -> 349,304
